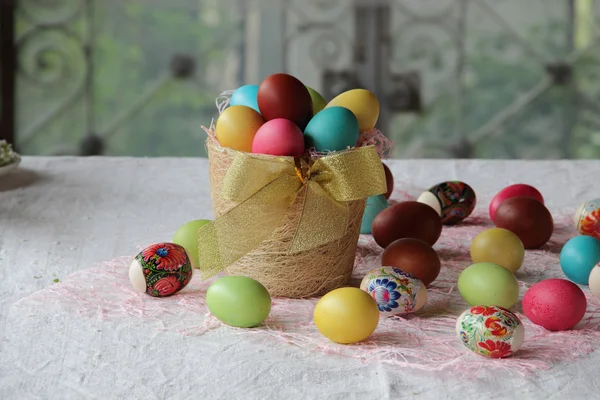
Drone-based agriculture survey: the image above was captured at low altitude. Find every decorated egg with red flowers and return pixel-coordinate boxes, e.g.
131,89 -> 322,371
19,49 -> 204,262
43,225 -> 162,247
421,181 -> 476,225
575,198 -> 600,240
129,243 -> 193,297
455,305 -> 524,358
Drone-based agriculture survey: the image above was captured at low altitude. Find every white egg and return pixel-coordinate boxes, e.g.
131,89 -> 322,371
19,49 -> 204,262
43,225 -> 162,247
589,264 -> 600,300
416,191 -> 442,217
128,259 -> 147,293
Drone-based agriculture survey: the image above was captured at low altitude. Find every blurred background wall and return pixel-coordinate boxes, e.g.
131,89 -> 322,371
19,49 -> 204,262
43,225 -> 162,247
1,0 -> 599,159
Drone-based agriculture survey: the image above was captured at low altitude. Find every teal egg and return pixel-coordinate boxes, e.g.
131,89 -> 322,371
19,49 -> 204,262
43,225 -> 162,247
361,195 -> 388,234
230,85 -> 260,113
560,235 -> 600,284
303,106 -> 359,152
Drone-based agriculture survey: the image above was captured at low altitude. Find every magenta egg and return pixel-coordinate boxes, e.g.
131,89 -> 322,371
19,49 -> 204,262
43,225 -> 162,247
522,278 -> 587,331
251,118 -> 305,157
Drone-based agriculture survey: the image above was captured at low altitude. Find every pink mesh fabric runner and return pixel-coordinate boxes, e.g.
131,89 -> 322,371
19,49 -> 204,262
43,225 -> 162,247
22,183 -> 600,378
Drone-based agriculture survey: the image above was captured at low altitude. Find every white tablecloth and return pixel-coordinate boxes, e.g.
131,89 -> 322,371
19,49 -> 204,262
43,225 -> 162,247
1,157 -> 600,400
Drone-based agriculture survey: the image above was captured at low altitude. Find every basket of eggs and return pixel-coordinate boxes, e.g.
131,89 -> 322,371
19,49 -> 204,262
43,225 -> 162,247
198,73 -> 389,298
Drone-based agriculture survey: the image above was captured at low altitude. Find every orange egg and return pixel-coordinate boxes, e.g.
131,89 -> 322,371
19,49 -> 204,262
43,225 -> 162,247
215,105 -> 265,152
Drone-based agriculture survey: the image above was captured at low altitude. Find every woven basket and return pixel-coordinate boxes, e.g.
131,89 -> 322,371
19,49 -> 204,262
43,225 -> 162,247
206,139 -> 365,298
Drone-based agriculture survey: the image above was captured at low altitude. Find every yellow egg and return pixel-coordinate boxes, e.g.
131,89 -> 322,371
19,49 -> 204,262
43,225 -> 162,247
326,89 -> 379,132
470,228 -> 525,273
314,287 -> 379,344
215,105 -> 264,152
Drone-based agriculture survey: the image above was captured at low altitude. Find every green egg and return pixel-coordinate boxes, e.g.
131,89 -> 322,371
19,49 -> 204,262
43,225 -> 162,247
457,262 -> 519,309
307,86 -> 327,115
206,276 -> 272,328
360,195 -> 388,234
173,219 -> 211,268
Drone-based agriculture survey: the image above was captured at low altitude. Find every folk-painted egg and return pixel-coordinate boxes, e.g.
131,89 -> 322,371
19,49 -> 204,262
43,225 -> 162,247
252,118 -> 305,156
314,287 -> 379,344
229,84 -> 260,113
425,181 -> 476,225
129,243 -> 193,297
303,106 -> 359,152
360,195 -> 388,234
523,278 -> 587,331
326,89 -> 379,132
257,73 -> 313,130
206,276 -> 272,328
574,199 -> 600,240
306,86 -> 327,115
215,105 -> 265,152
559,235 -> 600,284
360,266 -> 427,316
456,305 -> 524,358
457,262 -> 519,309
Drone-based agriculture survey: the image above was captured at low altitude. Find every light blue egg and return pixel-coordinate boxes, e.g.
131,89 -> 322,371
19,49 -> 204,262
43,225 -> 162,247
230,85 -> 260,113
303,106 -> 359,152
560,235 -> 600,284
361,195 -> 388,234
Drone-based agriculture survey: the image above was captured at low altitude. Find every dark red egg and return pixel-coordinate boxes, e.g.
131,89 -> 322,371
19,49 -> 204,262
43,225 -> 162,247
494,196 -> 553,249
372,201 -> 442,248
382,163 -> 394,199
381,238 -> 441,286
257,73 -> 313,130
489,184 -> 544,222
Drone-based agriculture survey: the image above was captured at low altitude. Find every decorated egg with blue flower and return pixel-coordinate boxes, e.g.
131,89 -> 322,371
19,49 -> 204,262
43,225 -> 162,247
360,266 -> 427,316
129,242 -> 193,297
455,305 -> 524,358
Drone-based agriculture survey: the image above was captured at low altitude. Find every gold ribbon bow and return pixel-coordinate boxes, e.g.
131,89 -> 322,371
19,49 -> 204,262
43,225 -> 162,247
197,145 -> 387,279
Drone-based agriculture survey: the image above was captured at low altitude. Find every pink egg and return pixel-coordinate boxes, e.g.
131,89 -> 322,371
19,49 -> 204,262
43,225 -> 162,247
251,118 -> 305,157
489,184 -> 544,222
522,278 -> 587,331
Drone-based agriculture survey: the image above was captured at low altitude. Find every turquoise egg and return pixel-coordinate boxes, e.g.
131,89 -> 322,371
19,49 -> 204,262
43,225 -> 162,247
230,85 -> 260,113
361,195 -> 388,234
303,106 -> 359,152
560,235 -> 600,284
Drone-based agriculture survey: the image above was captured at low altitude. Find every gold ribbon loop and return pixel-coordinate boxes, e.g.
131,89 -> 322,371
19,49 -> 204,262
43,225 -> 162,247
197,145 -> 386,279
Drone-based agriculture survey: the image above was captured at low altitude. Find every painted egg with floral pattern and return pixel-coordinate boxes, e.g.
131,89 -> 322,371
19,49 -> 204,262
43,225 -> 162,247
456,305 -> 524,358
129,243 -> 193,297
575,199 -> 600,240
360,266 -> 427,316
424,181 -> 476,225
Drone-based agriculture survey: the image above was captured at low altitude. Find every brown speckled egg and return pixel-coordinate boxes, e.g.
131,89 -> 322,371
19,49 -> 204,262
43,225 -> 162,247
494,196 -> 553,249
382,163 -> 394,199
257,73 -> 313,130
381,238 -> 441,286
372,201 -> 442,248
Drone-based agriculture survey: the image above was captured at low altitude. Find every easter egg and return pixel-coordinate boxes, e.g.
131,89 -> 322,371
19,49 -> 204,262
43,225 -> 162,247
457,262 -> 519,309
522,278 -> 587,331
303,107 -> 359,152
326,89 -> 379,132
494,197 -> 553,249
172,219 -> 211,269
588,263 -> 600,300
382,163 -> 394,199
426,181 -> 476,225
372,201 -> 442,248
456,305 -> 524,358
470,228 -> 524,273
129,243 -> 193,297
206,276 -> 272,328
252,118 -> 305,156
381,238 -> 440,286
307,86 -> 327,115
229,84 -> 260,113
361,195 -> 388,234
489,184 -> 544,222
559,235 -> 600,284
416,191 -> 442,216
215,105 -> 265,152
314,287 -> 379,344
257,73 -> 313,130
574,198 -> 600,240
360,267 -> 427,316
